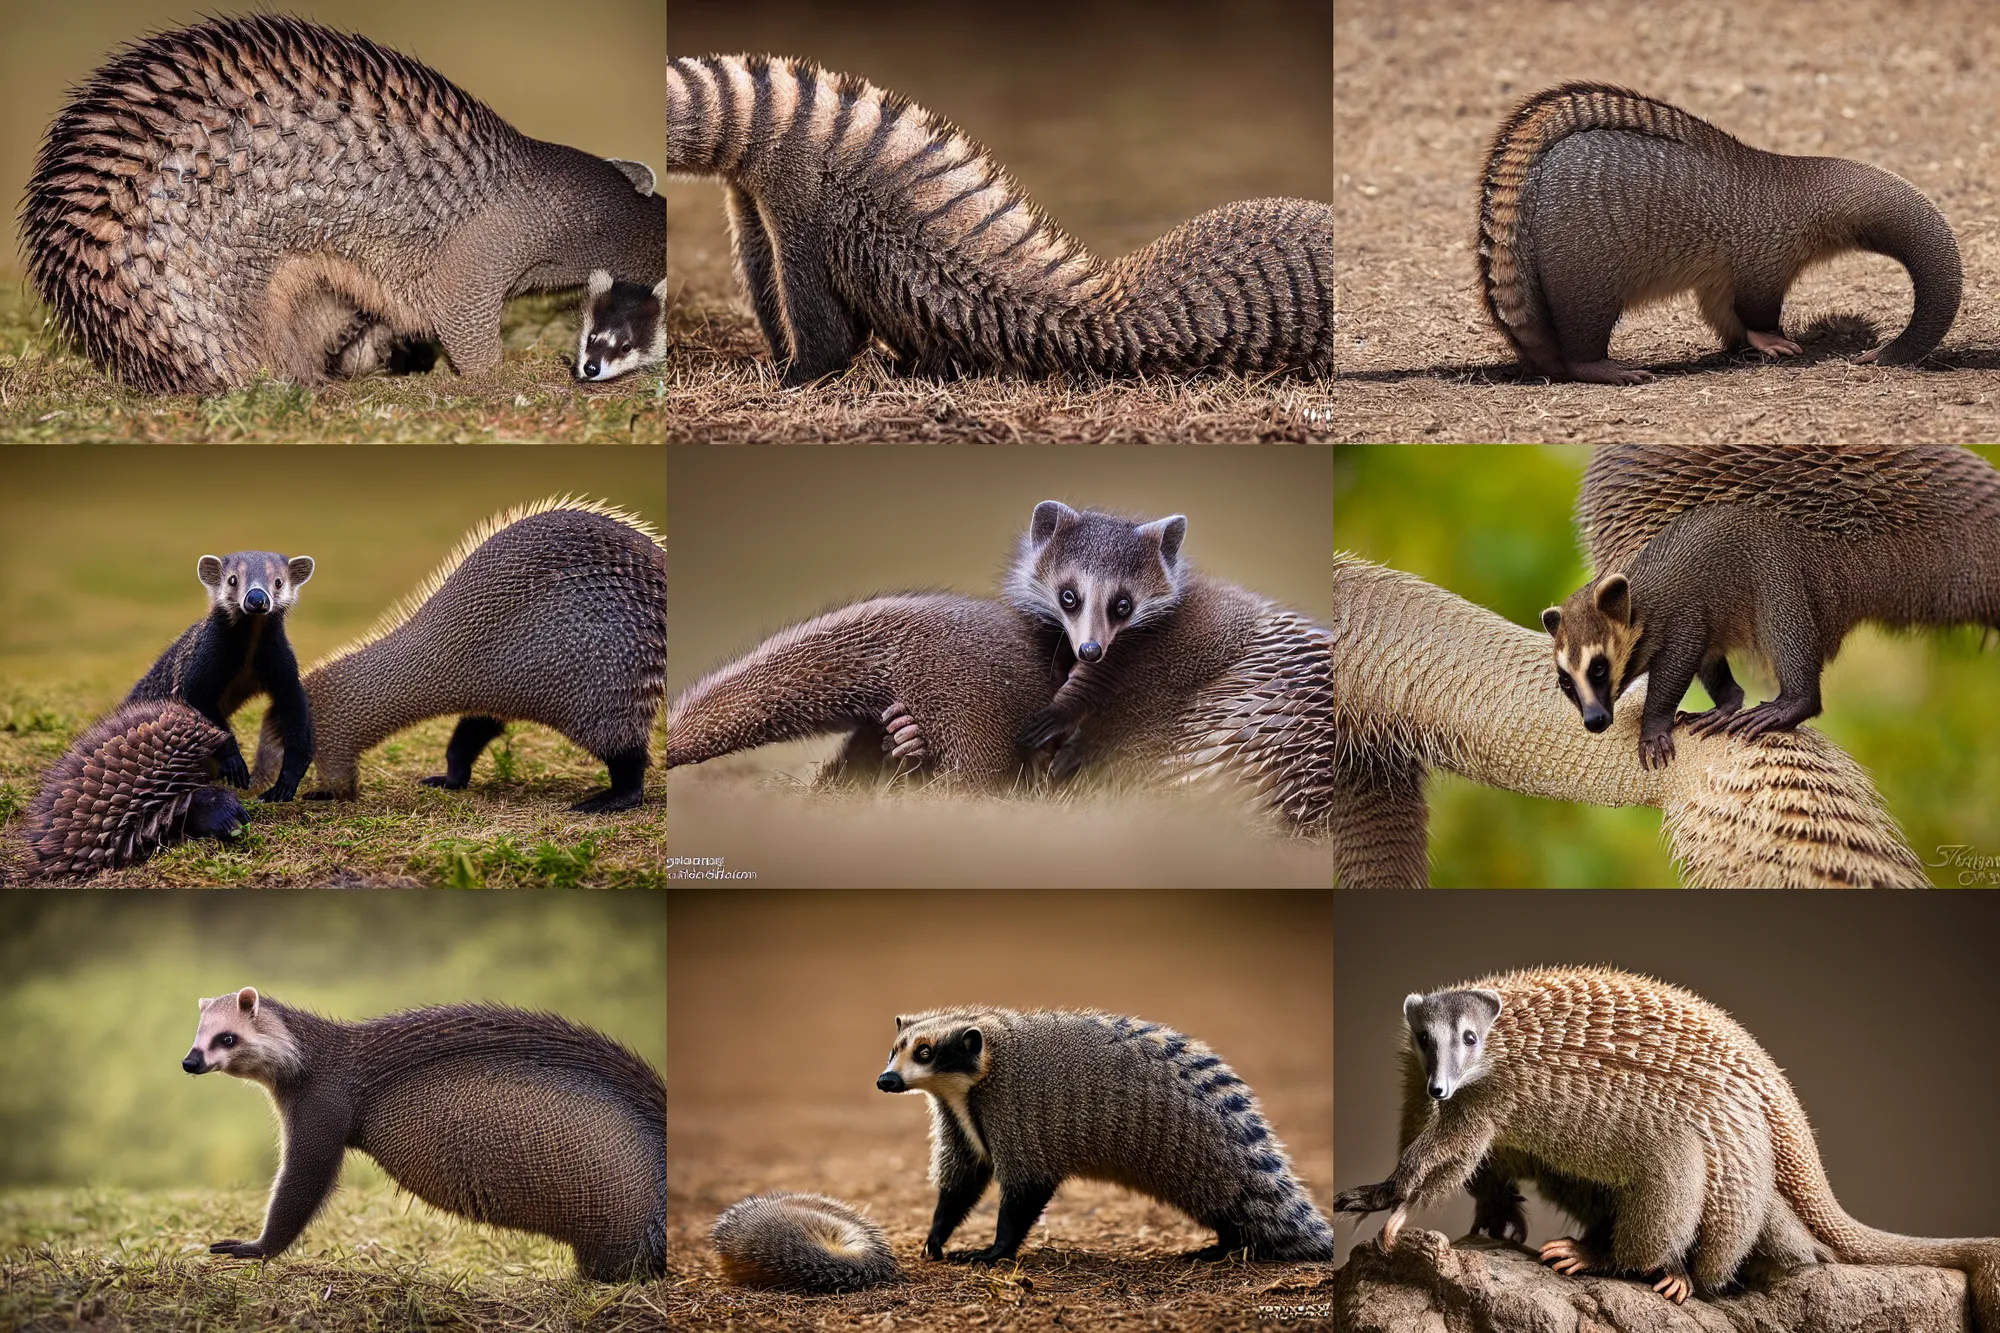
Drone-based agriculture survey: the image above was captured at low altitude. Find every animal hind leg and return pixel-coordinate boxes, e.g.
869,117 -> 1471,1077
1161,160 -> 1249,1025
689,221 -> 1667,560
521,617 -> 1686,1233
420,716 -> 507,789
1606,1142 -> 1704,1303
571,746 -> 648,813
759,198 -> 868,386
725,184 -> 788,364
1679,655 -> 1746,733
1728,275 -> 1801,358
1542,262 -> 1652,384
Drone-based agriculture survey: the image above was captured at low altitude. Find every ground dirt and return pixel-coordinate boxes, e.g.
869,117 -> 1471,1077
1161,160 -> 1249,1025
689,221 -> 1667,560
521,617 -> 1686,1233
666,891 -> 1335,1331
1333,0 -> 2000,443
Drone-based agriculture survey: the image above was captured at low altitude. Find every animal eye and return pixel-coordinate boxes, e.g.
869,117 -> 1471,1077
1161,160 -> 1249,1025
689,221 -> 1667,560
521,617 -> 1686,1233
1059,588 -> 1078,611
1588,660 -> 1609,683
915,1043 -> 933,1063
1112,595 -> 1133,619
1557,673 -> 1576,699
1463,1031 -> 1477,1047
228,576 -> 238,587
218,1033 -> 237,1048
1415,1032 -> 1431,1049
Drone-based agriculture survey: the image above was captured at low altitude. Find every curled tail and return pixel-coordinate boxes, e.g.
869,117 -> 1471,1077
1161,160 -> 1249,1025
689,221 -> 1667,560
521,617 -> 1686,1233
666,599 -> 912,768
711,1192 -> 898,1292
1769,1080 -> 2000,1329
1477,83 -> 1740,372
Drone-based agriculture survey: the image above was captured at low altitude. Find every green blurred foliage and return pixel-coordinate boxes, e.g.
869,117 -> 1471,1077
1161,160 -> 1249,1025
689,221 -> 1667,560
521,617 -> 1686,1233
0,893 -> 665,1188
1335,444 -> 2000,888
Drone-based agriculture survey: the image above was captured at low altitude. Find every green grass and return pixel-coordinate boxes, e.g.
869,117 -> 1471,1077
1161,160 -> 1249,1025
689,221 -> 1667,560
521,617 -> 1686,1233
0,283 -> 664,444
0,1181 -> 667,1332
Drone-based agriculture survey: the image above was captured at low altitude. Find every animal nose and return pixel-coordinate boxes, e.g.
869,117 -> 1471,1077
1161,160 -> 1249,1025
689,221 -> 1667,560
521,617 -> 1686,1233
1078,641 -> 1103,663
1583,707 -> 1610,733
182,1052 -> 204,1074
584,358 -> 602,379
877,1072 -> 905,1093
243,588 -> 269,613
1429,1083 -> 1447,1100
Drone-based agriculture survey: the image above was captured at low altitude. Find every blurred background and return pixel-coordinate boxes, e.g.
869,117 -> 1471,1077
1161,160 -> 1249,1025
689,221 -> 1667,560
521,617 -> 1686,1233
0,0 -> 664,278
0,891 -> 665,1188
1335,891 -> 2000,1265
0,445 -> 664,707
669,888 -> 1330,1260
667,0 -> 1331,294
667,445 -> 1333,888
1334,444 -> 2000,887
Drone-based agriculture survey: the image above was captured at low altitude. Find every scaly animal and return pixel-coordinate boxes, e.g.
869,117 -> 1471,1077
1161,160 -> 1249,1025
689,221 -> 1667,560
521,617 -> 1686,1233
666,54 -> 1332,384
1479,83 -> 1961,383
129,550 -> 316,802
1543,442 -> 2000,768
24,16 -> 665,392
710,1191 -> 898,1291
878,1007 -> 1333,1263
1335,966 -> 2000,1319
183,987 -> 665,1280
249,497 -> 666,812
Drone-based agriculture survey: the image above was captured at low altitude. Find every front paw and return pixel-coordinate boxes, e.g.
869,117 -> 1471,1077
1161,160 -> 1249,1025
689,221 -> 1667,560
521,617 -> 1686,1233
257,782 -> 298,803
218,754 -> 251,787
1638,730 -> 1677,769
947,1245 -> 1015,1265
418,774 -> 466,789
1334,1181 -> 1396,1214
209,1239 -> 267,1259
924,1237 -> 946,1261
1016,707 -> 1074,753
1048,738 -> 1088,782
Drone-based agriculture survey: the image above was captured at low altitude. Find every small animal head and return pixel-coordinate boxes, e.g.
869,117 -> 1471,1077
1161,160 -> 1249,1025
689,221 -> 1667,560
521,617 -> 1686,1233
182,987 -> 303,1085
876,1012 -> 992,1097
1542,573 -> 1642,733
1005,501 -> 1188,665
1404,987 -> 1503,1101
198,552 -> 313,621
576,269 -> 667,382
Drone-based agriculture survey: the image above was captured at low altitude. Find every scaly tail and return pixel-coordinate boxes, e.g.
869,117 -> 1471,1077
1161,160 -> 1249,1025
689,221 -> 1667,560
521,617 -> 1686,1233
1769,1078 -> 2000,1330
1478,83 -> 1738,374
711,1192 -> 898,1291
666,599 -> 915,767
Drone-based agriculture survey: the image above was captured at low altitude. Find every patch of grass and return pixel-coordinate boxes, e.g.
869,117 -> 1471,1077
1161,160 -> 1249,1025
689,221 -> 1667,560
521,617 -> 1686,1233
0,284 -> 665,444
2,703 -> 666,887
0,1181 -> 667,1332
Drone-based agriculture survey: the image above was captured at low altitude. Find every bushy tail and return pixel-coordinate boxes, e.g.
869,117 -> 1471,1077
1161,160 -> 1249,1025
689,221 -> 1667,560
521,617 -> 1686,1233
711,1192 -> 898,1292
1478,82 -> 1738,372
666,599 -> 913,768
1770,1079 -> 2000,1329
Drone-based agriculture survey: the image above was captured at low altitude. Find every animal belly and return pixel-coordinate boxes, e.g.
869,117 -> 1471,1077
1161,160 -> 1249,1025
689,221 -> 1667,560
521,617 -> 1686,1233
359,1071 -> 658,1247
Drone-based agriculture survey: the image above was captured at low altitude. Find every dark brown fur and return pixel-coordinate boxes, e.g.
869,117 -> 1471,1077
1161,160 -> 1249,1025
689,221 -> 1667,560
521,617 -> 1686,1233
667,54 -> 1331,385
1480,83 -> 1960,383
184,991 -> 665,1282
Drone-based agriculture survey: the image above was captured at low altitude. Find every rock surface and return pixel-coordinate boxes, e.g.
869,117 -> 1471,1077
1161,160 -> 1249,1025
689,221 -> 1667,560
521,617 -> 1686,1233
1333,1230 -> 1970,1333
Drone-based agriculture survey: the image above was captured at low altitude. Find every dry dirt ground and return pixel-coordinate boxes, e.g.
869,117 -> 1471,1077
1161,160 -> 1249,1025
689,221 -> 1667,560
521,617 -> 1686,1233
666,891 -> 1335,1331
1333,0 -> 2000,443
665,0 -> 1332,444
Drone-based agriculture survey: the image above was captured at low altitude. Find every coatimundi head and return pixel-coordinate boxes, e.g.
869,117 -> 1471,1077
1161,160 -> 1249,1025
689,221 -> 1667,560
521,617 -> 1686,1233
876,1011 -> 992,1097
1403,987 -> 1503,1101
1005,502 -> 1188,667
200,552 -> 313,622
183,987 -> 303,1086
1542,573 -> 1646,733
576,269 -> 667,382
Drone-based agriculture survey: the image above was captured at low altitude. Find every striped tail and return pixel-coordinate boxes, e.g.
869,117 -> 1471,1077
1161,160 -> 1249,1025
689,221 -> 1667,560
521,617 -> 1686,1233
1477,82 -> 1739,372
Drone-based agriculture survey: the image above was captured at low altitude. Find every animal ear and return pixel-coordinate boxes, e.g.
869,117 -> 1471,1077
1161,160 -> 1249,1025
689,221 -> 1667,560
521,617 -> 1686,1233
236,987 -> 259,1016
1402,992 -> 1427,1026
606,158 -> 657,195
895,1015 -> 910,1032
1139,514 -> 1188,568
1468,989 -> 1504,1022
651,279 -> 668,301
287,557 -> 314,587
1541,607 -> 1562,635
197,556 -> 224,589
1594,574 -> 1631,623
588,269 -> 614,298
1030,501 -> 1077,546
961,1027 -> 982,1055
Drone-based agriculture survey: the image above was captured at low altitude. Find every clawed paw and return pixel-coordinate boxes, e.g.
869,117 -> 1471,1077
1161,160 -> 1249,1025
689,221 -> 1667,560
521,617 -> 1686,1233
1637,731 -> 1677,769
1538,1237 -> 1593,1276
1652,1272 -> 1692,1304
880,703 -> 928,763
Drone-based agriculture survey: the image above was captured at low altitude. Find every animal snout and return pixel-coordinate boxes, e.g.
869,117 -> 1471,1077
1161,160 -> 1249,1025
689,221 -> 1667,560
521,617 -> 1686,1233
182,1052 -> 205,1074
243,588 -> 269,613
583,358 -> 603,379
1429,1082 -> 1448,1100
1078,641 -> 1103,664
1583,707 -> 1611,733
877,1071 -> 905,1093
